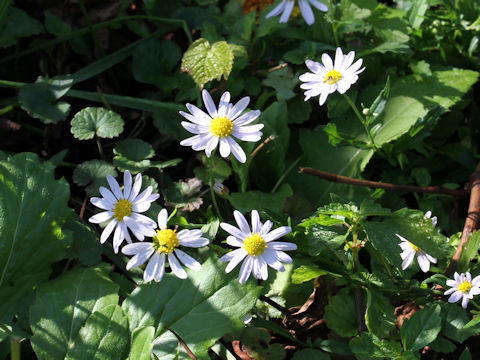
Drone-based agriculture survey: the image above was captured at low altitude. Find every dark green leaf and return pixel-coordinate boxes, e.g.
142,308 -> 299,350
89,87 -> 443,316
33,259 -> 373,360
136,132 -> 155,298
401,304 -> 441,351
0,7 -> 43,48
292,348 -> 330,360
365,288 -> 396,338
44,11 -> 71,37
228,183 -> 293,213
324,289 -> 358,337
73,160 -> 117,196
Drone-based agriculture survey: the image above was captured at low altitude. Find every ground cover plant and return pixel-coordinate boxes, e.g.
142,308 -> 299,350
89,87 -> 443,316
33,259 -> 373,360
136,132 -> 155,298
1,0 -> 480,358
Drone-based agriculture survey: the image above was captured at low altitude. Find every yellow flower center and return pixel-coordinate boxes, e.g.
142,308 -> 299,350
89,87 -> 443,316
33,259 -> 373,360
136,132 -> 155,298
153,229 -> 179,254
323,70 -> 343,85
458,281 -> 473,294
244,233 -> 267,256
409,242 -> 419,252
291,3 -> 301,17
210,116 -> 234,138
113,199 -> 132,222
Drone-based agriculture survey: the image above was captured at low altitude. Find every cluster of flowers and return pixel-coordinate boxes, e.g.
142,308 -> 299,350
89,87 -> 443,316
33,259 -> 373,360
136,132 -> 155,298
89,170 -> 296,284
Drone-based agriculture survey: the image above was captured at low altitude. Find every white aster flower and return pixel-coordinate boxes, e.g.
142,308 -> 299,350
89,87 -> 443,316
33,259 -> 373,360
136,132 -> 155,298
445,272 -> 480,308
89,171 -> 159,253
299,47 -> 365,106
220,210 -> 296,284
397,234 -> 437,273
180,90 -> 263,163
121,209 -> 209,282
266,0 -> 328,25
424,210 -> 438,227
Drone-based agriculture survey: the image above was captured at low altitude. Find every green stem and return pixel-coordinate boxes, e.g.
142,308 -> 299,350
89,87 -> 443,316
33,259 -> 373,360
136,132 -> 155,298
96,135 -> 106,161
329,0 -> 340,47
10,337 -> 20,360
77,0 -> 105,58
208,154 -> 222,220
271,157 -> 301,193
469,298 -> 480,311
342,93 -> 376,149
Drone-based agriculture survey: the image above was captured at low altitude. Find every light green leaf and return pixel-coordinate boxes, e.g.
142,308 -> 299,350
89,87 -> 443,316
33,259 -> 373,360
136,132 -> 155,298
401,304 -> 441,351
407,0 -> 428,29
112,138 -> 155,174
324,289 -> 358,337
129,326 -> 155,360
0,153 -> 72,325
71,107 -> 124,140
65,304 -> 128,360
181,38 -> 234,88
73,160 -> 117,196
229,183 -> 293,214
458,230 -> 480,272
122,257 -> 261,360
19,76 -> 73,124
291,265 -> 327,284
365,288 -> 396,338
30,265 -> 119,360
0,7 -> 43,48
349,332 -> 402,360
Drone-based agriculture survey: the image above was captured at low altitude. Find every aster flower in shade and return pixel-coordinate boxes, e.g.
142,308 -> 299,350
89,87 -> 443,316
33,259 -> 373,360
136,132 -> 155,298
179,90 -> 263,163
299,47 -> 365,106
397,234 -> 437,273
121,209 -> 209,282
220,210 -> 296,283
445,272 -> 480,308
424,210 -> 438,227
89,171 -> 159,253
266,0 -> 328,25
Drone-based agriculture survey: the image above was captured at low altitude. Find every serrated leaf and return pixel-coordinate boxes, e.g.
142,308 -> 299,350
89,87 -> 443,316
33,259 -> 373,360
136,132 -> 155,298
122,257 -> 261,360
181,38 -> 234,88
401,304 -> 441,351
30,266 -> 119,360
0,153 -> 72,325
73,160 -> 117,196
0,7 -> 44,48
324,289 -> 358,337
65,304 -> 128,360
129,326 -> 155,360
19,76 -> 73,124
349,332 -> 402,360
71,107 -> 124,140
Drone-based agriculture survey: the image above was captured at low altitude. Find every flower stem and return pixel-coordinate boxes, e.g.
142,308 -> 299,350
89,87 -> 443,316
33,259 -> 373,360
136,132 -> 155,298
95,135 -> 106,161
329,0 -> 340,47
10,337 -> 21,360
208,155 -> 222,220
342,93 -> 376,149
470,298 -> 480,311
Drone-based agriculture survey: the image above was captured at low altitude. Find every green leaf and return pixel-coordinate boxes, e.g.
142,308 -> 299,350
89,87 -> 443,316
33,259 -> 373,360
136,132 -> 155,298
64,218 -> 103,266
129,326 -> 155,360
132,39 -> 181,86
292,348 -> 330,360
365,288 -> 396,338
30,265 -> 120,360
71,107 -> 124,140
181,38 -> 234,88
19,76 -> 73,124
324,289 -> 358,337
112,138 -> 155,174
0,153 -> 72,325
0,7 -> 44,48
442,304 -> 469,342
349,333 -> 402,360
401,304 -> 441,351
457,316 -> 480,343
458,230 -> 480,272
163,178 -> 204,212
262,67 -> 298,100
460,348 -> 472,360
73,160 -> 117,196
65,304 -> 128,360
44,11 -> 71,37
122,257 -> 261,359
228,183 -> 293,214
291,265 -> 327,284
407,0 -> 428,29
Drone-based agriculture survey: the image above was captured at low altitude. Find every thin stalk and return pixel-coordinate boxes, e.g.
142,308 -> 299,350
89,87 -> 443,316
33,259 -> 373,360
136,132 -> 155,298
352,231 -> 367,332
209,154 -> 222,220
96,135 -> 106,160
96,86 -> 112,110
271,156 -> 301,193
77,0 -> 106,58
329,0 -> 340,47
259,295 -> 290,315
10,337 -> 20,360
342,93 -> 376,148
469,298 -> 480,311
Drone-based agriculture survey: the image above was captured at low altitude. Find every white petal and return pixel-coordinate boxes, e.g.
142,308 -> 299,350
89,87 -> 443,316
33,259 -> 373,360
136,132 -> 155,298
179,237 -> 209,248
224,250 -> 248,273
205,136 -> 219,157
123,171 -> 133,199
182,106 -> 211,125
299,0 -> 314,25
228,96 -> 250,120
202,89 -> 217,118
100,220 -> 117,244
264,226 -> 292,242
122,242 -> 153,255
321,53 -> 334,70
417,253 -> 431,272
268,241 -> 297,251
113,224 -> 125,253
153,254 -> 166,282
305,59 -> 325,74
128,173 -> 143,202
319,89 -> 329,105
279,0 -> 294,22
144,252 -> 163,282
168,253 -> 188,279
275,250 -> 293,263
106,174 -> 123,199
251,210 -> 262,233
220,222 -> 245,239
448,291 -> 463,303
233,110 -> 261,126
90,197 -> 113,211
99,186 -> 117,204
174,249 -> 202,271
89,211 -> 112,224
257,256 -> 269,280
401,249 -> 415,270
158,208 -> 168,229
266,0 -> 286,18
444,287 -> 457,295
264,250 -> 285,271
217,91 -> 231,117
308,0 -> 328,11
227,236 -> 244,247
220,247 -> 246,262
126,248 -> 154,270
238,256 -> 253,283
219,137 -> 231,158
333,47 -> 344,70
462,295 -> 470,308
234,210 -> 251,235
181,121 -> 209,135
227,137 -> 247,163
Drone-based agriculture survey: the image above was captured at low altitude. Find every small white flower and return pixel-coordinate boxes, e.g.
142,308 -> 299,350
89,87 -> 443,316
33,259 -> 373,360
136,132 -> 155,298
220,210 -> 296,283
180,90 -> 263,163
424,210 -> 438,227
266,0 -> 328,26
397,234 -> 437,273
299,47 -> 365,106
89,171 -> 159,253
121,209 -> 209,282
445,272 -> 480,308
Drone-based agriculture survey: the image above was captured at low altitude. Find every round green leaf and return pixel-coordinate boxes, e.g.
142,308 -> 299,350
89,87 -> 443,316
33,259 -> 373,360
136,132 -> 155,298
113,138 -> 154,174
71,107 -> 124,140
73,160 -> 117,196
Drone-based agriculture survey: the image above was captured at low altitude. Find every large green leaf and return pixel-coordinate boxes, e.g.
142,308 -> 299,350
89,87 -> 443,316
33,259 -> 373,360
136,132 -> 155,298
122,257 -> 261,360
65,304 -> 128,360
364,288 -> 396,338
401,304 -> 441,351
181,38 -> 234,88
0,153 -> 72,325
324,289 -> 358,337
129,326 -> 155,360
71,107 -> 125,140
73,160 -> 117,196
30,265 -> 120,360
228,183 -> 293,214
